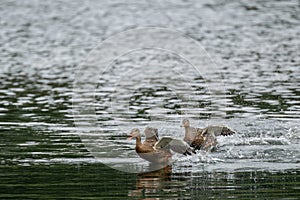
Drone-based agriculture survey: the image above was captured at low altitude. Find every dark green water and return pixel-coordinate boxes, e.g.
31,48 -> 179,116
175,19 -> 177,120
0,164 -> 299,199
1,0 -> 300,199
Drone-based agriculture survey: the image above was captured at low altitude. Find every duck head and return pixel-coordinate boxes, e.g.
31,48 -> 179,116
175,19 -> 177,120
181,119 -> 190,128
128,128 -> 141,140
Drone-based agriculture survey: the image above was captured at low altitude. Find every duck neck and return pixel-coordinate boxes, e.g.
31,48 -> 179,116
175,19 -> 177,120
185,126 -> 196,138
183,127 -> 189,140
184,126 -> 189,134
135,136 -> 142,147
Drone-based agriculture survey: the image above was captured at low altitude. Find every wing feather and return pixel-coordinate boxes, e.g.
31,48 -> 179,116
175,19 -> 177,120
154,136 -> 195,155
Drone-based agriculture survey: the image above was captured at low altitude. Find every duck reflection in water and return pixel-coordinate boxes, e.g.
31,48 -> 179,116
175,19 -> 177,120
128,164 -> 172,199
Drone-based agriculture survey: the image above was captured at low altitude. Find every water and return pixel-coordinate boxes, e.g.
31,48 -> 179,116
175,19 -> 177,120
0,0 -> 300,199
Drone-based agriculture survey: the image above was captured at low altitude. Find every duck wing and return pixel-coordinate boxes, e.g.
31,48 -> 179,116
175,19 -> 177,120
219,126 -> 236,136
144,127 -> 159,147
154,136 -> 195,155
202,126 -> 235,136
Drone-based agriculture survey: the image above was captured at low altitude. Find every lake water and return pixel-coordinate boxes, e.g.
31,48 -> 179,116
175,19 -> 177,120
0,0 -> 299,199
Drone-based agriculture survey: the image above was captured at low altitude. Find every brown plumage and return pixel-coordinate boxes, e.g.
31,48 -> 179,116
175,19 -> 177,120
181,119 -> 235,151
128,127 -> 172,164
181,119 -> 205,150
128,127 -> 195,163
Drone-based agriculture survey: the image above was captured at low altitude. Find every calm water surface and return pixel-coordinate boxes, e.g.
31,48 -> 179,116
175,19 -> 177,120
0,0 -> 299,199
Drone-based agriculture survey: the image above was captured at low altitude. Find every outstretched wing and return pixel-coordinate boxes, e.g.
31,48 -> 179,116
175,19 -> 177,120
154,136 -> 195,155
154,136 -> 172,149
202,126 -> 235,136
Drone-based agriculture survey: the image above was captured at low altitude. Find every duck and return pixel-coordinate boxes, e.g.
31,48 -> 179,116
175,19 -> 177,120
181,119 -> 205,150
128,127 -> 195,164
181,119 -> 235,151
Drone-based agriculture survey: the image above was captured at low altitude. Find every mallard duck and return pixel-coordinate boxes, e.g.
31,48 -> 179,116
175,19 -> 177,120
181,119 -> 235,150
128,127 -> 194,164
181,119 -> 205,149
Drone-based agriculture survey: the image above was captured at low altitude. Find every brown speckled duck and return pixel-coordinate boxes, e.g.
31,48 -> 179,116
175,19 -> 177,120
181,119 -> 235,151
128,127 -> 194,164
181,119 -> 205,149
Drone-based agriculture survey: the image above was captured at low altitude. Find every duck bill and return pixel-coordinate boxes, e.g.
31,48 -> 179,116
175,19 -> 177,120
127,134 -> 133,140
